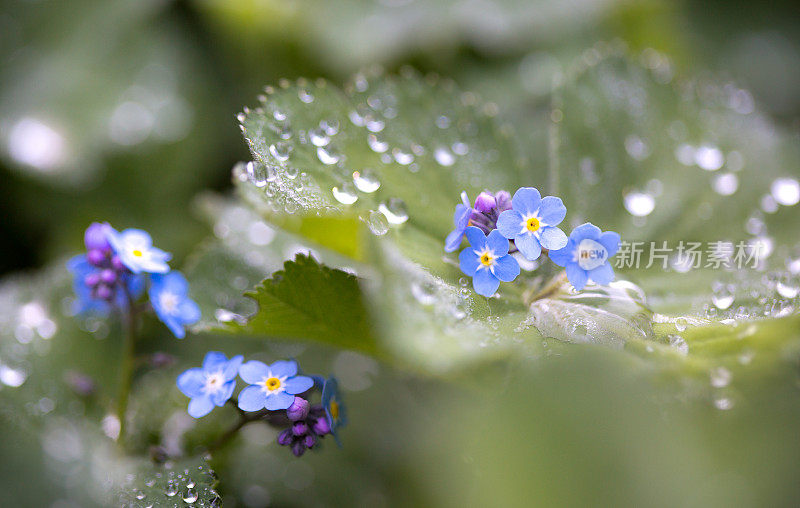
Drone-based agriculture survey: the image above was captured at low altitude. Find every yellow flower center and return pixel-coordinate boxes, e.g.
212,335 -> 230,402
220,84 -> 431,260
132,249 -> 143,257
480,252 -> 494,266
265,377 -> 281,391
330,400 -> 339,420
526,217 -> 541,233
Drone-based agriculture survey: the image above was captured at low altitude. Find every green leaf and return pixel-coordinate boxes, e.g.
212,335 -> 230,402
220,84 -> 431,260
226,254 -> 379,356
226,48 -> 800,373
116,456 -> 220,507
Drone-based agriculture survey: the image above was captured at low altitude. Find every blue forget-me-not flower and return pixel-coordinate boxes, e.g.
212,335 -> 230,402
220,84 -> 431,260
106,228 -> 171,274
322,377 -> 347,443
149,271 -> 201,339
549,223 -> 620,291
237,360 -> 314,411
177,351 -> 244,418
497,187 -> 568,261
459,226 -> 520,297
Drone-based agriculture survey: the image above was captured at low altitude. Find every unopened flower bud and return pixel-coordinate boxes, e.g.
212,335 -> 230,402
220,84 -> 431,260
84,273 -> 101,287
149,352 -> 176,368
291,421 -> 309,437
303,434 -> 317,448
84,223 -> 111,251
312,416 -> 331,436
111,256 -> 125,271
87,249 -> 105,266
277,429 -> 293,446
291,441 -> 306,457
474,192 -> 497,213
494,190 -> 512,211
286,397 -> 310,421
100,269 -> 116,284
95,284 -> 112,300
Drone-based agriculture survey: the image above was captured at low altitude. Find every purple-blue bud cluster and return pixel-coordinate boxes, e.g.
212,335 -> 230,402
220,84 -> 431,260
278,400 -> 332,457
82,223 -> 130,302
68,222 -> 200,338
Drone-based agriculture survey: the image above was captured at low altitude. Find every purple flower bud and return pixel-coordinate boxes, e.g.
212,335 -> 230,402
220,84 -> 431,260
95,284 -> 113,300
291,441 -> 306,457
286,397 -> 310,421
474,192 -> 497,213
84,273 -> 101,288
87,249 -> 106,266
277,429 -> 293,446
84,223 -> 111,251
495,190 -> 512,212
312,416 -> 331,436
292,421 -> 309,437
64,370 -> 95,396
111,256 -> 126,271
149,352 -> 176,368
303,434 -> 317,449
100,269 -> 116,284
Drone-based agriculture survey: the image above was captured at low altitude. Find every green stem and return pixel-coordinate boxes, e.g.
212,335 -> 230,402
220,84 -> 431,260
205,399 -> 288,454
524,270 -> 568,306
116,287 -> 138,444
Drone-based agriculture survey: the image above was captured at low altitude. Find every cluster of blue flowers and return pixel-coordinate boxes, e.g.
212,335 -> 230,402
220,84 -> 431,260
68,222 -> 200,338
178,352 -> 346,457
446,188 -> 621,296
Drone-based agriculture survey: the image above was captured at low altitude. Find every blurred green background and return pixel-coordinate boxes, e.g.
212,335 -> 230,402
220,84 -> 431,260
3,0 -> 800,276
2,0 -> 800,506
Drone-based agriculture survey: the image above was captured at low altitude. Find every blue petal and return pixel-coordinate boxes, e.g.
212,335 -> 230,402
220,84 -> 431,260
177,368 -> 206,398
119,229 -> 153,248
178,299 -> 201,325
547,242 -> 574,267
538,196 -> 567,225
445,227 -> 465,253
67,254 -> 89,274
151,271 -> 189,296
264,390 -> 295,410
515,233 -> 542,261
539,227 -> 568,250
492,255 -> 520,282
188,396 -> 214,418
202,352 -> 228,372
239,360 -> 269,384
566,264 -> 589,291
464,226 -> 487,249
322,377 -> 338,407
268,360 -> 298,378
284,375 -> 314,394
472,268 -> 500,297
224,355 -> 244,380
162,315 -> 186,339
486,230 -> 509,256
212,380 -> 236,406
589,263 -> 615,285
599,231 -> 621,257
459,248 -> 480,276
237,385 -> 266,411
453,203 -> 471,229
511,187 -> 541,216
496,209 -> 523,239
571,223 -> 602,242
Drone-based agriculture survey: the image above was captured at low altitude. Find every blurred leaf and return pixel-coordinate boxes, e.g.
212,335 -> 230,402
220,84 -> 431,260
195,0 -> 628,73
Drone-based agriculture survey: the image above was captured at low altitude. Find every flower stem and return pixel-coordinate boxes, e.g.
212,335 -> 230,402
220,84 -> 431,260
524,270 -> 568,305
205,400 -> 289,454
116,287 -> 138,445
